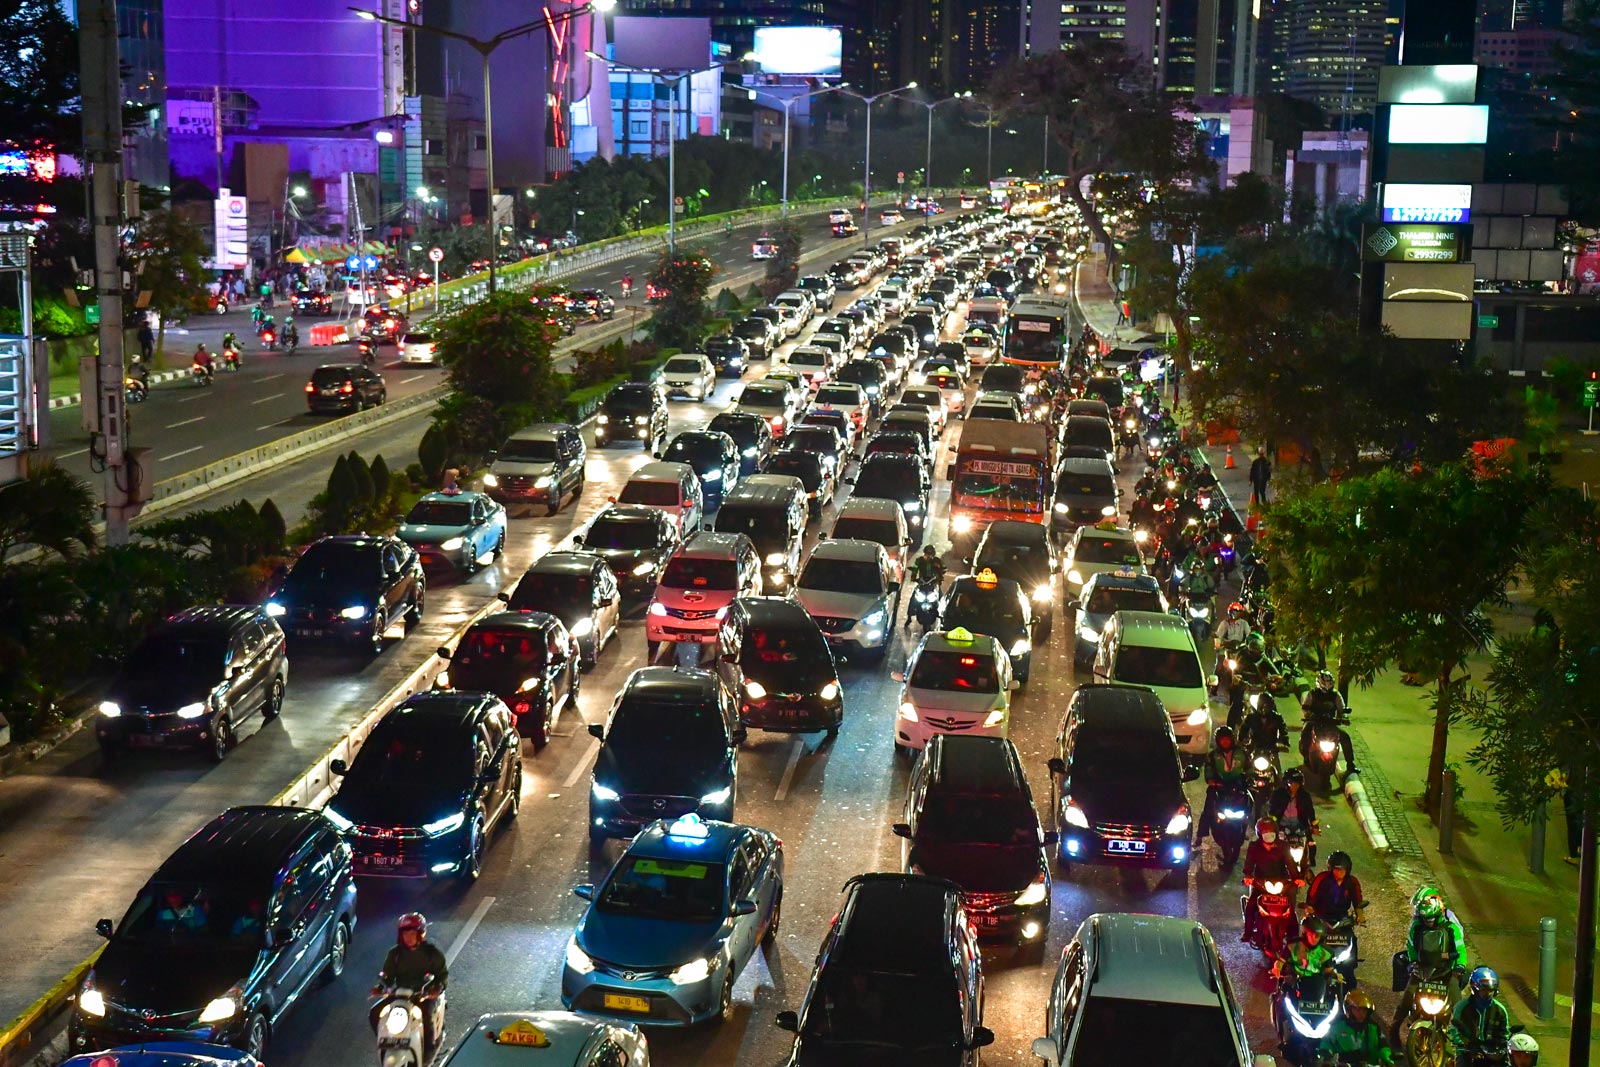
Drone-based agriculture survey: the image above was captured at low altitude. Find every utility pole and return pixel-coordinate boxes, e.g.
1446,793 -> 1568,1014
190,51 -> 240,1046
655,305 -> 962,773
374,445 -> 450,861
80,0 -> 143,543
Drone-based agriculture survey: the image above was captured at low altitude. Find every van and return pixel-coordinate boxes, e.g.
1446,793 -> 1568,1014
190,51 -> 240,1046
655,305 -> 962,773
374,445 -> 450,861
1052,456 -> 1120,533
485,423 -> 587,514
1092,610 -> 1212,760
1061,414 -> 1116,465
645,531 -> 762,656
714,474 -> 808,590
614,460 -> 703,536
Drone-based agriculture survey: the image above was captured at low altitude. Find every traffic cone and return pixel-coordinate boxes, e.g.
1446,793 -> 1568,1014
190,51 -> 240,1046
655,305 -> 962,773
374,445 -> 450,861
1224,445 -> 1235,470
1246,511 -> 1259,533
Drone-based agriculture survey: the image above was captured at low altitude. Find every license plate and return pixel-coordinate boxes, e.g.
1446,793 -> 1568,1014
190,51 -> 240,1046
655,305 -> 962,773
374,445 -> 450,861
297,628 -> 328,638
364,855 -> 404,867
781,707 -> 811,718
320,388 -> 338,396
1106,838 -> 1147,854
127,734 -> 164,747
602,994 -> 650,1014
974,914 -> 1001,927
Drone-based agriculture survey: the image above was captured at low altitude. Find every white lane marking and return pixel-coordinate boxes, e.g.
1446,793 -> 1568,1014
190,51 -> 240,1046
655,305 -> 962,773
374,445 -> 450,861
563,738 -> 600,788
178,393 -> 206,403
400,374 -> 425,384
250,392 -> 285,405
165,416 -> 205,429
59,448 -> 88,459
774,737 -> 806,801
257,373 -> 284,383
157,445 -> 203,462
445,896 -> 495,966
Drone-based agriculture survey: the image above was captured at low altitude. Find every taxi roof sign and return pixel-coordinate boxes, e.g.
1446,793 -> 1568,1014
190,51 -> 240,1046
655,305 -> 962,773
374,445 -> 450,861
974,568 -> 999,588
666,813 -> 711,840
946,626 -> 976,643
491,1020 -> 550,1047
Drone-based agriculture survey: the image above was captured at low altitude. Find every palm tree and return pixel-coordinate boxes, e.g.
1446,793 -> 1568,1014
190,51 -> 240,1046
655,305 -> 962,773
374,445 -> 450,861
0,461 -> 97,569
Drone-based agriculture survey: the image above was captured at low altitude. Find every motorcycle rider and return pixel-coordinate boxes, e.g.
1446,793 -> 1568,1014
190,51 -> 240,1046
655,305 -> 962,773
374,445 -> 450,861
1129,488 -> 1157,533
1450,967 -> 1511,1067
1215,602 -> 1251,651
283,315 -> 299,351
1238,690 -> 1291,752
372,912 -> 448,1050
1328,991 -> 1394,1066
1193,726 -> 1250,850
1242,816 -> 1299,944
1391,886 -> 1470,1046
1270,767 -> 1319,875
221,330 -> 240,368
191,343 -> 214,381
1305,851 -> 1367,928
1508,1033 -> 1540,1067
621,274 -> 633,298
1273,915 -> 1335,982
909,544 -> 946,586
1302,670 -> 1358,775
251,303 -> 265,328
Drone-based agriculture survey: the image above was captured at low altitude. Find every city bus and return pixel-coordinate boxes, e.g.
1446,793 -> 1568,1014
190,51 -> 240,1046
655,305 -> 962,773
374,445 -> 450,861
1002,294 -> 1071,370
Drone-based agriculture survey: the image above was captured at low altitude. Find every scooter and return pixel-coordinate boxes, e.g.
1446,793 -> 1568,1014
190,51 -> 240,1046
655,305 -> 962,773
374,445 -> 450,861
1301,717 -> 1344,791
909,578 -> 941,629
223,346 -> 242,371
372,982 -> 445,1067
1243,877 -> 1298,965
190,362 -> 214,386
125,376 -> 148,403
1398,966 -> 1456,1067
359,337 -> 377,366
1280,818 -> 1317,880
1273,970 -> 1343,1067
261,328 -> 278,351
1210,782 -> 1255,868
1313,912 -> 1360,988
1180,590 -> 1213,646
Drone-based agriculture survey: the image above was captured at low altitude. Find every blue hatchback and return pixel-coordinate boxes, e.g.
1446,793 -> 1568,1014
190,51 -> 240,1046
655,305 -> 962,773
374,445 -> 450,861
561,815 -> 783,1025
61,1043 -> 262,1067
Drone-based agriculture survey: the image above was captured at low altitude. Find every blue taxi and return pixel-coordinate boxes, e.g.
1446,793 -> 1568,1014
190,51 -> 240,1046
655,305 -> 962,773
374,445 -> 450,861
562,815 -> 783,1025
60,1044 -> 261,1067
395,490 -> 507,574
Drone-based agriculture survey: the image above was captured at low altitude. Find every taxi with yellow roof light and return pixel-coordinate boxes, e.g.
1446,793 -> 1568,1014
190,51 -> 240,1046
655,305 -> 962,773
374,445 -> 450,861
1062,521 -> 1146,597
891,626 -> 1018,755
936,568 -> 1037,681
437,1012 -> 648,1067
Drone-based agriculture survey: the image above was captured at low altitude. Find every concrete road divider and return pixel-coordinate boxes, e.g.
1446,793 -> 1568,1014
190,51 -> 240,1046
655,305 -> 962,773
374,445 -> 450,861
1345,774 -> 1390,851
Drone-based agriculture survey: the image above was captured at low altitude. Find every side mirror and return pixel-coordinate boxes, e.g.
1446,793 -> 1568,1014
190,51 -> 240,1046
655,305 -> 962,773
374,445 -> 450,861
731,729 -> 748,746
732,899 -> 758,917
968,1027 -> 996,1050
497,591 -> 511,604
574,884 -> 594,900
437,646 -> 452,660
652,450 -> 663,459
95,918 -> 114,940
945,464 -> 956,480
891,822 -> 911,838
587,723 -> 605,740
775,1011 -> 800,1033
1008,679 -> 1021,692
271,924 -> 296,947
571,535 -> 585,546
1046,757 -> 1066,776
330,758 -> 348,776
1183,763 -> 1202,782
887,579 -> 901,593
891,670 -> 906,683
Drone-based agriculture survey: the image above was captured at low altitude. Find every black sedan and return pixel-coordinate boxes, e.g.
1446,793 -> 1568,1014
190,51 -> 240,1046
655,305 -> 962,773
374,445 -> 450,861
972,519 -> 1059,636
659,430 -> 741,508
266,535 -> 424,653
502,550 -> 622,668
847,452 -> 931,538
305,364 -> 386,415
703,333 -> 750,377
293,289 -> 334,315
437,611 -> 579,745
707,411 -> 776,476
570,506 -> 681,597
568,289 -> 616,320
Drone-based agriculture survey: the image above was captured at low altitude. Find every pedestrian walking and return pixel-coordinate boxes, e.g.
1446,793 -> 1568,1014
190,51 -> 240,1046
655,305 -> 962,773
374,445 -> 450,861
136,320 -> 155,363
1249,447 -> 1272,507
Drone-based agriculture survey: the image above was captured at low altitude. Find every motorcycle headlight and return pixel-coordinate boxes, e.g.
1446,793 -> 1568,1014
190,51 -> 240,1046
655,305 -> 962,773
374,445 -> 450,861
264,602 -> 287,618
700,786 -> 732,805
568,617 -> 595,638
78,988 -> 106,1017
1077,624 -> 1102,642
199,994 -> 239,1024
1253,755 -> 1270,771
1189,604 -> 1209,619
98,701 -> 121,718
669,957 -> 713,985
702,469 -> 722,483
1418,994 -> 1447,1015
635,416 -> 648,425
1186,707 -> 1210,726
983,708 -> 1008,727
765,552 -> 787,567
439,536 -> 465,552
382,1002 -> 413,1036
1318,739 -> 1338,753
1165,811 -> 1192,835
743,447 -> 758,457
1063,801 -> 1089,828
176,702 -> 206,720
1032,584 -> 1053,603
1334,942 -> 1354,964
633,560 -> 657,576
1263,880 -> 1285,895
1015,878 -> 1048,907
591,782 -> 620,801
565,938 -> 595,975
902,500 -> 921,512
422,812 -> 466,836
820,681 -> 840,701
341,605 -> 370,620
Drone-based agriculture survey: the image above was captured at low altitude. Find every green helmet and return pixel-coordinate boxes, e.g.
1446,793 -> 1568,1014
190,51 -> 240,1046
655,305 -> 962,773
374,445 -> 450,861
1246,633 -> 1266,654
1412,886 -> 1444,919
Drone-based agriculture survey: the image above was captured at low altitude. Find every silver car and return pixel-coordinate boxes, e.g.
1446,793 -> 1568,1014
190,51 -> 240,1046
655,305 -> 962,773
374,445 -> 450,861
793,539 -> 901,662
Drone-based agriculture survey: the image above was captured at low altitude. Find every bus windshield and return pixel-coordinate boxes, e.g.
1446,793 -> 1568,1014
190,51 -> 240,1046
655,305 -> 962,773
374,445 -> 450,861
1004,314 -> 1066,367
953,458 -> 1045,515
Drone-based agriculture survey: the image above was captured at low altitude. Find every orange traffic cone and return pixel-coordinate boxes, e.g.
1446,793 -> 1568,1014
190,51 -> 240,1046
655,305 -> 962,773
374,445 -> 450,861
1246,511 -> 1259,533
1224,445 -> 1235,470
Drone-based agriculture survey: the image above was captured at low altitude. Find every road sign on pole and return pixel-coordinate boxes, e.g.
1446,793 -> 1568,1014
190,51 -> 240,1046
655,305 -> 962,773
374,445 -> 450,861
428,246 -> 444,263
1583,377 -> 1598,408
897,171 -> 905,184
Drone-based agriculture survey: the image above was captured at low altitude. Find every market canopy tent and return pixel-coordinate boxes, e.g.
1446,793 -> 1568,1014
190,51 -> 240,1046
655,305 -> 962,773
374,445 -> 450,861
286,240 -> 390,264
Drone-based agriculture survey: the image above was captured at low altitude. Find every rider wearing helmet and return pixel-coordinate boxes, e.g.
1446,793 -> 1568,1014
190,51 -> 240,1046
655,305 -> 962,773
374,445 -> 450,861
1301,669 -> 1358,774
1451,967 -> 1511,1067
908,544 -> 946,586
1192,726 -> 1250,850
1507,1032 -> 1540,1067
1329,990 -> 1394,1065
1306,851 -> 1367,926
1274,915 -> 1336,981
1215,601 -> 1251,651
1270,767 -> 1319,832
373,913 -> 448,1046
1241,816 -> 1298,944
1237,689 -> 1290,752
1391,887 -> 1470,1045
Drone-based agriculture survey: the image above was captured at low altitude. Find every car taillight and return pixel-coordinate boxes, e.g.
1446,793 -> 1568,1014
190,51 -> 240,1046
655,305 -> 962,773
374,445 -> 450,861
304,383 -> 315,392
341,382 -> 354,394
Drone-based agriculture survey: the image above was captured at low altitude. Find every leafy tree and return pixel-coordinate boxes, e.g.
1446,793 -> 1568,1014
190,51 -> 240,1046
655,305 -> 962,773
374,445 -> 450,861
759,220 -> 804,301
432,288 -> 561,449
418,424 -> 448,484
0,460 -> 96,568
647,248 -> 718,349
127,209 -> 210,357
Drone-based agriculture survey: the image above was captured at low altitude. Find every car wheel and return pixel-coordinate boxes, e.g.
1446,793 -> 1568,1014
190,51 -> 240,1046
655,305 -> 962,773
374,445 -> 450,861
715,968 -> 735,1022
407,582 -> 425,626
241,1014 -> 269,1060
531,700 -> 553,751
647,639 -> 661,661
207,713 -> 233,763
377,390 -> 386,405
262,677 -> 284,722
493,531 -> 505,559
368,608 -> 388,655
588,825 -> 609,851
322,920 -> 349,984
763,885 -> 783,950
573,473 -> 586,499
547,491 -> 562,517
464,545 -> 479,575
460,814 -> 486,882
508,763 -> 523,819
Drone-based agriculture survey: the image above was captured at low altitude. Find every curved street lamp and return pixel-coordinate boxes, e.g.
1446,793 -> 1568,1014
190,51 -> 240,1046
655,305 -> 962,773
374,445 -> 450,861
836,82 -> 917,241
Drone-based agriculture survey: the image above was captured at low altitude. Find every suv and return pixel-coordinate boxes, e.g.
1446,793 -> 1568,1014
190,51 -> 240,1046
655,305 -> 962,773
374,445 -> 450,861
305,364 -> 386,414
707,411 -> 775,476
715,475 -> 809,591
96,605 -> 288,763
595,382 -> 668,450
1032,913 -> 1260,1067
570,506 -> 681,598
435,612 -> 579,744
266,535 -> 424,654
1073,572 -> 1166,669
732,316 -> 778,358
502,550 -> 621,668
1046,684 -> 1197,881
325,691 -> 523,877
972,519 -> 1059,638
646,531 -> 762,657
734,379 -> 802,438
484,423 -> 587,515
895,736 -> 1053,948
586,668 -> 744,846
829,497 -> 911,582
793,539 -> 901,662
774,874 -> 993,1063
703,332 -> 749,376
1092,610 -> 1213,759
1052,457 -> 1119,534
71,807 -> 356,1059
717,597 -> 843,738
1063,523 -> 1145,597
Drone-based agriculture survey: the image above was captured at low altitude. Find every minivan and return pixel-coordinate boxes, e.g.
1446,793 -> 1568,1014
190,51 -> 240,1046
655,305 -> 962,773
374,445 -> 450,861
1092,611 -> 1213,760
645,531 -> 762,657
614,461 -> 703,537
1052,456 -> 1120,533
1061,414 -> 1116,466
484,423 -> 587,515
715,475 -> 809,590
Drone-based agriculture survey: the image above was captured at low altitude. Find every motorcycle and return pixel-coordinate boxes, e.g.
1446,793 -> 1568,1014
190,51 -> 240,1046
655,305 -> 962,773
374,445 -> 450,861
1248,746 -> 1283,818
371,981 -> 445,1067
223,346 -> 242,371
1243,876 -> 1298,964
1180,590 -> 1213,645
261,328 -> 278,351
1273,971 -> 1343,1067
909,578 -> 942,629
359,338 -> 377,366
1211,782 -> 1255,867
1313,912 -> 1360,988
1280,818 -> 1317,880
1302,716 -> 1344,791
190,362 -> 214,386
1398,967 -> 1455,1067
284,332 -> 299,356
124,376 -> 148,403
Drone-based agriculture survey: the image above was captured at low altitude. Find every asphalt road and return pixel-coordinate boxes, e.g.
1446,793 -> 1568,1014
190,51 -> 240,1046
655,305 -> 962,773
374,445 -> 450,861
4,233 -> 1405,1067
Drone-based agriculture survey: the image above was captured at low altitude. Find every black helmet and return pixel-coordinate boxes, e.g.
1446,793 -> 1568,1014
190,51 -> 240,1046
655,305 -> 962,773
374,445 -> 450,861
1327,850 -> 1352,873
1301,916 -> 1327,942
1284,768 -> 1305,786
922,545 -> 938,557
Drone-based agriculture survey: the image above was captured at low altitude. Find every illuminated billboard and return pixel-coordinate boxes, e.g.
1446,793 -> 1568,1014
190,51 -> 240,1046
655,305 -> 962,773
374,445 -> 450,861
1381,183 -> 1473,224
1387,104 -> 1489,145
750,26 -> 842,78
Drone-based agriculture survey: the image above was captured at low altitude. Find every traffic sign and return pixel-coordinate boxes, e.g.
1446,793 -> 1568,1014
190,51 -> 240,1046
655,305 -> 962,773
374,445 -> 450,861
428,246 -> 443,263
1477,314 -> 1499,329
84,305 -> 100,326
1583,377 -> 1599,409
673,196 -> 684,205
896,171 -> 905,184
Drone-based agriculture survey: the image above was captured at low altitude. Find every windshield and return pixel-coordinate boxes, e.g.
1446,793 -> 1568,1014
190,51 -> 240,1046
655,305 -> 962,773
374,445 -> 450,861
1057,472 -> 1115,498
285,541 -> 379,592
605,386 -> 653,411
661,557 -> 736,589
1074,536 -> 1141,565
618,481 -> 683,507
738,387 -> 787,410
918,793 -> 1038,845
406,500 -> 472,526
801,557 -> 882,593
665,439 -> 722,467
508,571 -> 590,609
740,624 -> 836,687
854,461 -> 917,499
716,507 -> 787,544
975,543 -> 1048,579
663,358 -> 705,375
1005,318 -> 1064,365
348,716 -> 473,790
909,649 -> 999,692
125,635 -> 226,683
498,438 -> 559,462
902,389 -> 941,408
597,855 -> 725,923
1073,728 -> 1179,784
833,517 -> 900,548
1070,997 -> 1238,1067
734,320 -> 767,338
707,416 -> 758,445
584,518 -> 659,550
606,699 -> 727,749
457,627 -> 545,669
953,464 -> 1044,514
945,587 -> 1025,630
115,883 -> 272,948
981,368 -> 1025,392
1067,420 -> 1114,448
310,368 -> 353,387
816,386 -> 862,407
1114,645 -> 1204,689
785,429 -> 837,454
764,453 -> 818,486
401,333 -> 433,345
804,970 -> 963,1047
837,365 -> 884,389
1086,586 -> 1163,615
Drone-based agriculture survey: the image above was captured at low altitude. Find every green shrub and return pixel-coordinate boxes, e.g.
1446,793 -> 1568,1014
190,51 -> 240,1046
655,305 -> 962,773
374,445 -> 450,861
368,455 -> 391,502
347,452 -> 375,507
418,425 -> 447,483
258,499 -> 286,554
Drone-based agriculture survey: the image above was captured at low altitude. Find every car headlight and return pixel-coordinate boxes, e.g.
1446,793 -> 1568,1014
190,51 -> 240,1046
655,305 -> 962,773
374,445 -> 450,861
565,938 -> 595,975
1077,624 -> 1102,643
983,708 -> 1008,727
78,988 -> 106,1017
861,609 -> 887,627
898,701 -> 920,721
597,414 -> 609,425
341,605 -> 370,620
98,701 -> 121,718
635,416 -> 648,425
1063,801 -> 1090,828
323,806 -> 354,832
765,552 -> 787,567
591,782 -> 620,801
700,786 -> 732,805
1031,584 -> 1053,603
745,679 -> 768,701
1015,878 -> 1048,907
198,994 -> 239,1024
422,812 -> 466,836
702,469 -> 722,483
533,474 -> 552,489
569,617 -> 594,638
1165,811 -> 1192,835
952,515 -> 973,533
1185,707 -> 1210,726
1067,567 -> 1086,585
669,957 -> 713,985
264,602 -> 287,618
481,472 -> 500,488
176,702 -> 206,720
648,601 -> 668,616
439,536 -> 465,552
1010,638 -> 1031,658
1053,502 -> 1069,514
633,560 -> 657,576
820,681 -> 840,701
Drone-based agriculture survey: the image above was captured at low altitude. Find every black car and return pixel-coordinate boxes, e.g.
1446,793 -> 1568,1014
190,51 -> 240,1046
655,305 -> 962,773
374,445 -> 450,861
95,605 -> 289,763
938,571 -> 1035,681
847,453 -> 931,537
1046,683 -> 1197,883
972,520 -> 1059,636
732,316 -> 777,358
326,692 -> 521,880
978,364 -> 1030,397
71,806 -> 356,1059
861,429 -> 933,471
594,382 -> 668,450
267,535 -> 425,653
894,736 -> 1053,947
903,311 -> 942,353
501,550 -> 621,668
708,411 -> 776,476
761,450 -> 831,517
570,506 -> 680,597
586,667 -> 744,846
568,288 -> 616,320
835,359 -> 889,415
305,364 -> 387,414
717,597 -> 843,738
703,333 -> 750,376
660,430 -> 741,508
293,289 -> 333,315
779,425 -> 846,480
774,873 -> 992,1065
436,611 -> 579,744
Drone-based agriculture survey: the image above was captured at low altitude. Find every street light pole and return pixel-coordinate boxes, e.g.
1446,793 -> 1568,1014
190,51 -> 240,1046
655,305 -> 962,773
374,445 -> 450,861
752,84 -> 846,217
889,91 -> 964,220
839,82 -> 916,243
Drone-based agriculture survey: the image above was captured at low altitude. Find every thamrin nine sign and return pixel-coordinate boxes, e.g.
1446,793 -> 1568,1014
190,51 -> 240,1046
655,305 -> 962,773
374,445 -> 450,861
1361,223 -> 1469,263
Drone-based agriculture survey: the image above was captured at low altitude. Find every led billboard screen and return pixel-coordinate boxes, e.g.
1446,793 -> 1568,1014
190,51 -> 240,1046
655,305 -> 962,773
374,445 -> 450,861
750,26 -> 842,78
1381,183 -> 1473,224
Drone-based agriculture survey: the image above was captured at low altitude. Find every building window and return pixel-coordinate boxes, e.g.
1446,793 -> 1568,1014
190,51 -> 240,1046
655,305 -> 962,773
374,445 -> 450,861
630,119 -> 648,136
474,134 -> 486,150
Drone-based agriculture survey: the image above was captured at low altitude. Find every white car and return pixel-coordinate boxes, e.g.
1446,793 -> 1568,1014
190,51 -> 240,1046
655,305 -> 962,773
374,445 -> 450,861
773,290 -> 815,324
828,208 -> 852,226
752,238 -> 779,260
876,286 -> 907,317
780,346 -> 834,389
811,382 -> 871,432
1064,524 -> 1147,596
879,209 -> 904,225
793,539 -> 901,662
398,330 -> 438,364
733,379 -> 803,436
659,354 -> 717,401
892,627 -> 1016,752
767,304 -> 804,339
896,385 -> 949,436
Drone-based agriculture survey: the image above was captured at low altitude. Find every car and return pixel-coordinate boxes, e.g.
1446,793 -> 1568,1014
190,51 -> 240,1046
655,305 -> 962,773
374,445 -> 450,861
779,345 -> 834,388
819,316 -> 862,346
765,302 -> 805,339
1092,611 -> 1213,760
797,274 -> 837,310
564,815 -> 782,1024
972,519 -> 1059,636
292,289 -> 333,316
760,449 -> 835,517
714,475 -> 809,591
861,426 -> 933,469
1063,523 -> 1146,596
1045,685 -> 1197,882
568,289 -> 616,320
913,351 -> 968,393
881,404 -> 938,452
570,506 -> 681,598
645,531 -> 763,657
717,597 -> 843,737
962,327 -> 999,364
828,497 -> 911,581
966,393 -> 1025,422
938,569 -> 1036,681
435,612 -> 579,744
659,430 -> 741,508
773,290 -> 816,324
703,332 -> 749,376
979,363 -> 1029,396
831,220 -> 859,237
733,379 -> 803,437
61,1045 -> 263,1067
897,385 -> 949,435
960,194 -> 979,209
483,422 -> 588,515
811,381 -> 871,430
1073,572 -> 1167,668
893,626 -> 1017,753
903,310 -> 943,353
846,452 -> 931,537
875,285 -> 908,317
827,208 -> 852,225
834,359 -> 889,415
595,382 -> 669,450
778,424 -> 847,482
793,539 -> 901,662
304,363 -> 386,414
266,535 -> 424,653
879,208 -> 905,225
95,605 -> 288,763
398,330 -> 438,364
707,411 -> 776,475
659,354 -> 717,401
70,806 -> 355,1059
751,237 -> 780,259
806,333 -> 850,367
762,366 -> 810,402
502,551 -> 621,667
1053,456 -> 1120,533
1061,414 -> 1116,466
773,874 -> 992,1064
436,1012 -> 647,1067
731,316 -> 777,358
396,490 -> 507,573
894,736 -> 1053,946
800,406 -> 857,450
586,667 -> 744,845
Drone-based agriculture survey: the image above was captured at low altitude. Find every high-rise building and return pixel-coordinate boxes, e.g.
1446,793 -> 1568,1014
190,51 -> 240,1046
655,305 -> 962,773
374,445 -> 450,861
1476,26 -> 1564,76
943,0 -> 1024,90
62,0 -> 169,189
1025,0 -> 1161,74
1284,0 -> 1388,121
